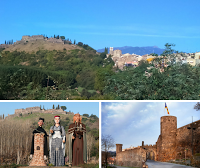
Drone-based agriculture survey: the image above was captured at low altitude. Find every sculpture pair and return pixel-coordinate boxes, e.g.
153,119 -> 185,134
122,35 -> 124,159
30,114 -> 87,167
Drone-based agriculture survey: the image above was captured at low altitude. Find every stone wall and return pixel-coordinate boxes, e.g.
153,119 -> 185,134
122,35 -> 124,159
116,144 -> 146,167
47,38 -> 63,43
156,116 -> 200,161
175,120 -> 200,159
15,106 -> 66,115
22,35 -> 44,41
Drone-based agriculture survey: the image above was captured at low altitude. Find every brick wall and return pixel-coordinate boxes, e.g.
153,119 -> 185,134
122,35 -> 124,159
29,133 -> 46,166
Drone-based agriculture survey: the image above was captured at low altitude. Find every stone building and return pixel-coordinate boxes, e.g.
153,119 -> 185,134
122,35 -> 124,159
115,144 -> 146,167
107,47 -> 141,69
115,115 -> 200,165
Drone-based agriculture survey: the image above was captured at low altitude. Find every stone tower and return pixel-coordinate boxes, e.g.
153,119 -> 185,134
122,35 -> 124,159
109,47 -> 114,55
116,144 -> 123,155
160,116 -> 177,161
29,133 -> 47,166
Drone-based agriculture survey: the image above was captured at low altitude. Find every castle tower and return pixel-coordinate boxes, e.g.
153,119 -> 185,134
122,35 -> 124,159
116,144 -> 123,154
160,116 -> 177,161
109,47 -> 114,55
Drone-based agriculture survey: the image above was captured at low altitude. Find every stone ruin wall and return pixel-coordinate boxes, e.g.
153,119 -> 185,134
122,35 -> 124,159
15,106 -> 41,114
22,35 -> 44,41
14,106 -> 66,115
116,146 -> 146,168
47,38 -> 63,43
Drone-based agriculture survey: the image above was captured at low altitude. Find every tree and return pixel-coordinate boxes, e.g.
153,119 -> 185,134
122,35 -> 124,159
194,102 -> 200,111
74,40 -> 76,45
83,114 -> 89,117
3,114 -> 4,119
61,106 -> 67,111
54,34 -> 55,38
60,36 -> 65,39
53,104 -> 55,109
77,42 -> 83,47
86,133 -> 95,161
5,40 -> 6,44
101,135 -> 114,168
57,104 -> 60,109
104,47 -> 108,54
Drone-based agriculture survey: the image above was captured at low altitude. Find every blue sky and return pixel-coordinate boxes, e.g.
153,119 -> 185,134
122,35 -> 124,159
101,102 -> 200,151
1,0 -> 200,53
0,101 -> 99,117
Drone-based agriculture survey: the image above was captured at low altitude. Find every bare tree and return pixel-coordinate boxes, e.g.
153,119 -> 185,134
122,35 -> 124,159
0,119 -> 32,164
101,135 -> 114,168
87,133 -> 95,161
194,102 -> 200,111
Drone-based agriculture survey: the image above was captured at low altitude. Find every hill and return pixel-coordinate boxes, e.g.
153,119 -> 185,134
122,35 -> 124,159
5,111 -> 99,136
97,46 -> 165,55
3,39 -> 82,53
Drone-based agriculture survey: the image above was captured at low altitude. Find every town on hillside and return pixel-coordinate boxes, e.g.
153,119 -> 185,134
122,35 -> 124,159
107,47 -> 200,70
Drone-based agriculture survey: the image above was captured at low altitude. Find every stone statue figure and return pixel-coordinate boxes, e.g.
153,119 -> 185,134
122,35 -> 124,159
30,118 -> 48,160
68,113 -> 87,167
49,115 -> 66,166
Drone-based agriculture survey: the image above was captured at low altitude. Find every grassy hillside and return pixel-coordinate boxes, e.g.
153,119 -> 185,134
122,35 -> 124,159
0,41 -> 115,100
8,112 -> 99,137
3,40 -> 82,53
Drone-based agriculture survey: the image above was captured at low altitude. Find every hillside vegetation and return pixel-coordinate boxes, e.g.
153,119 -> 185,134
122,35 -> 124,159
0,41 -> 200,100
3,40 -> 82,53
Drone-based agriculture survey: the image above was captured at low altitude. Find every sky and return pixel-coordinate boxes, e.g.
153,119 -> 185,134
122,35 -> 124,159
0,101 -> 99,118
1,0 -> 200,53
101,101 -> 200,151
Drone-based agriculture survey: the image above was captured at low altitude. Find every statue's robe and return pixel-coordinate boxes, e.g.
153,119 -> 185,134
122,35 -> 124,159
49,125 -> 66,166
68,123 -> 87,166
30,126 -> 48,156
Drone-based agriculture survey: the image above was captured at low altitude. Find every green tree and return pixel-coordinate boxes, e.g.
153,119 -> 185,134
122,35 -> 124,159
53,104 -> 55,109
74,40 -> 76,44
83,114 -> 89,117
60,36 -> 65,39
61,106 -> 67,111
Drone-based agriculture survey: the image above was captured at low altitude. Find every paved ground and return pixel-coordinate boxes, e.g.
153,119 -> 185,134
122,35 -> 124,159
146,160 -> 196,168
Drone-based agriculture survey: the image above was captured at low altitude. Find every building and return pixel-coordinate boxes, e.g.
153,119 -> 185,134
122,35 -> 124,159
115,115 -> 200,166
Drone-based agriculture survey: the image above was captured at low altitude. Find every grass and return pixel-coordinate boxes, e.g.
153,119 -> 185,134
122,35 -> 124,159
3,40 -> 82,53
78,163 -> 99,168
0,164 -> 28,168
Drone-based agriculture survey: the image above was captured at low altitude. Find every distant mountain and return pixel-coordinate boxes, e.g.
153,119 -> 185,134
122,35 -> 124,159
97,46 -> 165,55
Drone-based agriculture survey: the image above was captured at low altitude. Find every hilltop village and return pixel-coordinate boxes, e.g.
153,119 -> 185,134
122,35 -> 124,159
107,47 -> 200,69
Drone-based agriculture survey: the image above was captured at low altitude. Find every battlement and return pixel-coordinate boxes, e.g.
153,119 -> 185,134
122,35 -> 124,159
14,106 -> 66,115
22,35 -> 44,41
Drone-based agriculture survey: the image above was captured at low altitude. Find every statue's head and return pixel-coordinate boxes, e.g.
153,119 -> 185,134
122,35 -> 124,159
73,113 -> 82,123
54,115 -> 60,124
38,118 -> 44,127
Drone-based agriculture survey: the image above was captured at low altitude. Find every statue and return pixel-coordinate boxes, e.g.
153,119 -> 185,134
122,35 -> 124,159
49,115 -> 66,166
30,118 -> 48,160
68,113 -> 87,167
